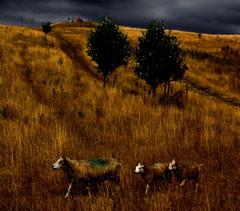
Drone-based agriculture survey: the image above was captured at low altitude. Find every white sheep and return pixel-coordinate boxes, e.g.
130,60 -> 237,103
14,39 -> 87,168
52,157 -> 121,198
168,159 -> 204,192
135,162 -> 172,195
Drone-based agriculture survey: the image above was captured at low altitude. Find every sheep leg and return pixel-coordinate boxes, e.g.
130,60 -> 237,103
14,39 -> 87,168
86,186 -> 91,197
65,182 -> 73,198
145,184 -> 150,195
180,179 -> 186,186
195,182 -> 199,193
113,174 -> 121,185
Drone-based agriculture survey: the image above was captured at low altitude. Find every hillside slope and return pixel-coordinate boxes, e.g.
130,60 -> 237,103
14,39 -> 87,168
54,22 -> 240,106
0,23 -> 239,210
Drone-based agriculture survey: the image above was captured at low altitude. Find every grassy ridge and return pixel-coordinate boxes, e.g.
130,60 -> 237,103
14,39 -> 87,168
0,24 -> 239,210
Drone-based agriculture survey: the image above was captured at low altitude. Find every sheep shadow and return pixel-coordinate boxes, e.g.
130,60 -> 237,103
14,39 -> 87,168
70,178 -> 121,198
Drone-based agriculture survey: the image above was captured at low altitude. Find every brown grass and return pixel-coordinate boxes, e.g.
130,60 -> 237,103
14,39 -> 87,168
0,23 -> 240,210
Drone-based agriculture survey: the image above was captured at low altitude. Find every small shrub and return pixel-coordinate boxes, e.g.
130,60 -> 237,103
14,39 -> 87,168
41,22 -> 52,45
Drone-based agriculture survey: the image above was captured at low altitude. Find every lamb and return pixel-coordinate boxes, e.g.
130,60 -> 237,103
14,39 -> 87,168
134,162 -> 172,195
168,159 -> 204,192
52,156 -> 121,198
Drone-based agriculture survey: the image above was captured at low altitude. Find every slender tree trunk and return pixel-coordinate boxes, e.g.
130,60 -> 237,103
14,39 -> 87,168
164,82 -> 167,104
151,85 -> 157,106
186,81 -> 188,102
103,78 -> 107,89
113,72 -> 117,87
152,88 -> 156,99
167,81 -> 171,103
148,87 -> 152,96
45,34 -> 47,45
103,75 -> 109,89
52,36 -> 54,47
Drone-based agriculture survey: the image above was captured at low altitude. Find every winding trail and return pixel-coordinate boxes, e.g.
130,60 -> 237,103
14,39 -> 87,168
185,78 -> 240,107
53,29 -> 239,108
53,31 -> 102,81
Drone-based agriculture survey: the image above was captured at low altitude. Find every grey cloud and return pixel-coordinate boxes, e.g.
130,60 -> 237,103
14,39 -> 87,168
0,0 -> 239,34
165,2 -> 240,33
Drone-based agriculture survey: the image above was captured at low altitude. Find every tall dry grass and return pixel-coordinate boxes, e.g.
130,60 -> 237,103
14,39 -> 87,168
0,24 -> 239,210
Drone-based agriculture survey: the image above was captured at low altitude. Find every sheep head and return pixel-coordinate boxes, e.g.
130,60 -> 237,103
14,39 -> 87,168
135,163 -> 145,174
168,159 -> 177,171
52,157 -> 66,170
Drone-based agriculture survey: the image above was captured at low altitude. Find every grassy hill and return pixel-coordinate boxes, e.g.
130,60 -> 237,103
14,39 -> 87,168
0,22 -> 239,210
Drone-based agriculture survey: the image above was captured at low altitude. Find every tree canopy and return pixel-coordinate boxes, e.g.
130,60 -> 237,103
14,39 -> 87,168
87,17 -> 131,88
41,22 -> 52,34
41,22 -> 52,45
135,21 -> 187,94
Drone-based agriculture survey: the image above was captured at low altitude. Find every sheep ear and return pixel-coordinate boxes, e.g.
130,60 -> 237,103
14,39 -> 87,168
62,157 -> 68,162
64,157 -> 70,161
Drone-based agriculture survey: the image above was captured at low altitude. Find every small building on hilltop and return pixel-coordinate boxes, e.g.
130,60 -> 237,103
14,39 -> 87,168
76,17 -> 83,22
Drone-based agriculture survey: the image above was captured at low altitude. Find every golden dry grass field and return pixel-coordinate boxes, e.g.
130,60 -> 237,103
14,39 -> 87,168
0,22 -> 239,210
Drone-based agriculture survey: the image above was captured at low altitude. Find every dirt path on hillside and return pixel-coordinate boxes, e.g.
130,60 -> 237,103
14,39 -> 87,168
53,31 -> 240,108
185,78 -> 240,107
53,32 -> 102,81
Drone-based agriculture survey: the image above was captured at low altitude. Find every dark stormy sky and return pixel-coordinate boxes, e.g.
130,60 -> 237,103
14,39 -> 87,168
1,0 -> 240,34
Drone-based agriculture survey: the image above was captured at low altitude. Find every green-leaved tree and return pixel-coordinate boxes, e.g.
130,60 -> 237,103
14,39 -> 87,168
87,17 -> 131,88
135,21 -> 187,100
